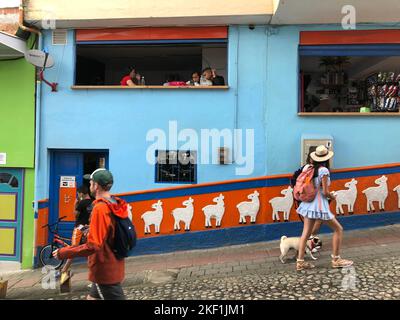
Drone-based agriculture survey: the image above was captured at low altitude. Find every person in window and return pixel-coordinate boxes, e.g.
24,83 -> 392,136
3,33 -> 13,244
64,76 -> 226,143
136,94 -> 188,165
303,74 -> 320,112
201,68 -> 225,86
186,71 -> 201,86
120,68 -> 138,86
135,73 -> 143,85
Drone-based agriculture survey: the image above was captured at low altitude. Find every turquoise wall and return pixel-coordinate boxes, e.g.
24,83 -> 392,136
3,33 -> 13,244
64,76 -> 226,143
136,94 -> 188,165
265,24 -> 400,175
36,24 -> 400,200
36,26 -> 268,198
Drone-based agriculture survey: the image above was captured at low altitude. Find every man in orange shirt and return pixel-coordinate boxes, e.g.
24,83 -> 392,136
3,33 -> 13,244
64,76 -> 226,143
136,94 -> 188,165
53,169 -> 129,300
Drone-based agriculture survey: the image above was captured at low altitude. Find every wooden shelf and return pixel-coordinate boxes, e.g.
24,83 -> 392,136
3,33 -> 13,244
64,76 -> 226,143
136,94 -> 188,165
71,85 -> 229,90
298,112 -> 400,117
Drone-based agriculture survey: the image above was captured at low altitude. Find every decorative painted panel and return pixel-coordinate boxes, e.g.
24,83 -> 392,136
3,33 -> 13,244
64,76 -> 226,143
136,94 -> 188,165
0,193 -> 17,221
0,227 -> 16,256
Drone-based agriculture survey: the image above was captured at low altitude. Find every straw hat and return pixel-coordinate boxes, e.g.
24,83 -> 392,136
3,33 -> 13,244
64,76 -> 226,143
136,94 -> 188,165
310,145 -> 334,162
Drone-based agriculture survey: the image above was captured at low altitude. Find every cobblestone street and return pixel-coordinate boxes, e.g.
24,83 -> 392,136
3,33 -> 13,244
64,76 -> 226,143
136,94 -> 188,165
123,256 -> 400,300
3,224 -> 400,300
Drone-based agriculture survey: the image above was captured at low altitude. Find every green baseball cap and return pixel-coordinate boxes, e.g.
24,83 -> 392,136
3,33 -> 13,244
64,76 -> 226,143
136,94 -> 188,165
83,168 -> 113,187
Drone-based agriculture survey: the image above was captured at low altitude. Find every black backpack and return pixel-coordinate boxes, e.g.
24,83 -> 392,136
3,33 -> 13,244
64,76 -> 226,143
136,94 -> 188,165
100,198 -> 137,260
110,213 -> 137,260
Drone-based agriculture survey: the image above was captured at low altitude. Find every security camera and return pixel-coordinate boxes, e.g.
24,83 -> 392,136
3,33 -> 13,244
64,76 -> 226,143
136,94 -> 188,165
249,24 -> 255,30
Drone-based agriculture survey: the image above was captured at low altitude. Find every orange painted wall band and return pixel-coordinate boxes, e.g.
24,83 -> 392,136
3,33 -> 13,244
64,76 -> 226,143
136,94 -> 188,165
300,30 -> 400,45
76,26 -> 228,42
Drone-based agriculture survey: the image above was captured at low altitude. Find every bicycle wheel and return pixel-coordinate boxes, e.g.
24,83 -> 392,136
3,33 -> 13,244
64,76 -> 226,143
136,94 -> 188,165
39,244 -> 64,270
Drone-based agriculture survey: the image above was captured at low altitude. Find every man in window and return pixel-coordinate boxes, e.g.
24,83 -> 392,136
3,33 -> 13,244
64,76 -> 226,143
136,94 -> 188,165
120,68 -> 138,86
201,68 -> 225,86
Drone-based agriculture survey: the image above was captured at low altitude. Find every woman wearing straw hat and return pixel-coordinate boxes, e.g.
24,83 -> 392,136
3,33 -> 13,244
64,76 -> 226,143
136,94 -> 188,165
296,145 -> 353,271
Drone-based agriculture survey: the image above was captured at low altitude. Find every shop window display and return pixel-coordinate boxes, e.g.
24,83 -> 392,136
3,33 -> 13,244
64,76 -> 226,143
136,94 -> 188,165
300,55 -> 400,113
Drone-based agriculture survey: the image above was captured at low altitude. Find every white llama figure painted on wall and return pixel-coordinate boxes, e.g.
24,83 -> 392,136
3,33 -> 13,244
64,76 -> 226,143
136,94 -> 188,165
202,194 -> 225,228
141,200 -> 163,234
393,185 -> 400,209
171,197 -> 194,231
332,179 -> 358,215
269,186 -> 294,222
362,175 -> 388,212
237,190 -> 260,224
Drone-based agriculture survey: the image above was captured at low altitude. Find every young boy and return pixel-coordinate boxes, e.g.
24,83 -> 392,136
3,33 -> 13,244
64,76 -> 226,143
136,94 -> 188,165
61,185 -> 93,278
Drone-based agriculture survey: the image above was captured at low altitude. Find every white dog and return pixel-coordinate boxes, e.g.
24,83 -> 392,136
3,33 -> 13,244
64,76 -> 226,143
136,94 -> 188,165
279,235 -> 322,263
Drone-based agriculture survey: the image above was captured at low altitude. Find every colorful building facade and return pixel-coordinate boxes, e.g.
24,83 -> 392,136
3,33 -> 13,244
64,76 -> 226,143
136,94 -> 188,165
0,30 -> 36,269
23,1 -> 400,264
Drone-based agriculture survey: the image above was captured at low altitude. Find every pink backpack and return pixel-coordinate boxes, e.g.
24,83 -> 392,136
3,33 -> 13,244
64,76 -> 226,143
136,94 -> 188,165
293,165 -> 317,202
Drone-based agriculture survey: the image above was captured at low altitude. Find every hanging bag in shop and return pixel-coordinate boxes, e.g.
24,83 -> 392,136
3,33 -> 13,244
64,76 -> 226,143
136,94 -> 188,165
293,165 -> 317,203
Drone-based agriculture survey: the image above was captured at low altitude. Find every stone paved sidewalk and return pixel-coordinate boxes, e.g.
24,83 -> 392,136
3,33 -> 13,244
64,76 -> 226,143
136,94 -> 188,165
2,223 -> 400,300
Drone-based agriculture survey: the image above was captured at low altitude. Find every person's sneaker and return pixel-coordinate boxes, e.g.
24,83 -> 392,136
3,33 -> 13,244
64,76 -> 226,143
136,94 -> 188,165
331,255 -> 353,268
296,259 -> 315,271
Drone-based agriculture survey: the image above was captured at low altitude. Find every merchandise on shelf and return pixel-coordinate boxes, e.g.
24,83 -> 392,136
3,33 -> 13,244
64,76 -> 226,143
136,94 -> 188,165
367,72 -> 400,112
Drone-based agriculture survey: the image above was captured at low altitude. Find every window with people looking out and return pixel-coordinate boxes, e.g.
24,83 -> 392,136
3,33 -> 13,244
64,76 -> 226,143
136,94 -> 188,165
75,43 -> 227,87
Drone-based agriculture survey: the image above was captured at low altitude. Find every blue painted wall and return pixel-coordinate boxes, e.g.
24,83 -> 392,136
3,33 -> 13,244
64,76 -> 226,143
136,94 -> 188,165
36,26 -> 268,199
265,24 -> 400,175
36,24 -> 400,200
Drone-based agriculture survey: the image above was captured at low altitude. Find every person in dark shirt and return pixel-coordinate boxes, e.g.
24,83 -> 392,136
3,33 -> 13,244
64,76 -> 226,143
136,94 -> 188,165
61,185 -> 93,275
74,185 -> 93,227
202,67 -> 225,86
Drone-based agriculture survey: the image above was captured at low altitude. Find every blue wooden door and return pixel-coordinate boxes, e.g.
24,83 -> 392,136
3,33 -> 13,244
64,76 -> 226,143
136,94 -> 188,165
49,151 -> 109,242
0,169 -> 23,262
49,152 -> 83,241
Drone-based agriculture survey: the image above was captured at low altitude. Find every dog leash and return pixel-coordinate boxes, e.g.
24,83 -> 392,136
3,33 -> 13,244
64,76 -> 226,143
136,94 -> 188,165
306,236 -> 317,252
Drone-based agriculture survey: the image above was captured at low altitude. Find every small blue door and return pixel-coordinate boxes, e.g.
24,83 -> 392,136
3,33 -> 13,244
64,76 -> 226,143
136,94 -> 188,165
49,152 -> 83,241
49,151 -> 108,242
0,169 -> 23,262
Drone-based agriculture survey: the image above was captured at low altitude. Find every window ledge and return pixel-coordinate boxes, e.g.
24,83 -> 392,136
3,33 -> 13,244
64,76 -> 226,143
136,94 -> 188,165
71,85 -> 229,90
298,112 -> 400,117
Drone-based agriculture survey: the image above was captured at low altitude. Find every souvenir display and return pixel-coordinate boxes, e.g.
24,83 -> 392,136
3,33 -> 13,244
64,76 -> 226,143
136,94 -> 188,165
367,72 -> 400,112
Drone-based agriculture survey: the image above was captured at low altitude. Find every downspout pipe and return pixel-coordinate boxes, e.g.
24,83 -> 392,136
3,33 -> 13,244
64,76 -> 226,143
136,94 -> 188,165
18,2 -> 40,36
32,32 -> 43,266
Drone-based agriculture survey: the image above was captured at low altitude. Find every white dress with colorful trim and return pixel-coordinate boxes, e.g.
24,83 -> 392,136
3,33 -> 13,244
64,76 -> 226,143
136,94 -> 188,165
296,166 -> 335,221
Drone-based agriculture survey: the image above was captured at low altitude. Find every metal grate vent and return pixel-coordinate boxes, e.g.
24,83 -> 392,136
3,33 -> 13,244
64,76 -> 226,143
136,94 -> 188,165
52,29 -> 67,45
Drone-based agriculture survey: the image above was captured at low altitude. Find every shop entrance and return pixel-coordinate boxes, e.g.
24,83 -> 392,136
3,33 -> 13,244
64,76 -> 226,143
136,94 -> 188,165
48,150 -> 108,242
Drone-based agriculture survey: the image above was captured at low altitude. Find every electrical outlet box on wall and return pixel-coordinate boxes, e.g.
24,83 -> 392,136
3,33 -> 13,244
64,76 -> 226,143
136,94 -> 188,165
301,134 -> 334,168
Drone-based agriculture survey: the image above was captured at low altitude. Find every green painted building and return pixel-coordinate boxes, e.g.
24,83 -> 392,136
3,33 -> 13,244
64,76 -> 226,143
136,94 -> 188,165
0,31 -> 36,270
